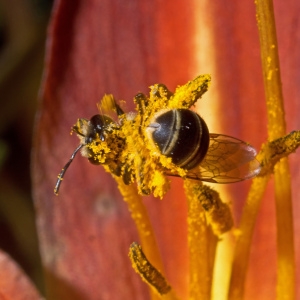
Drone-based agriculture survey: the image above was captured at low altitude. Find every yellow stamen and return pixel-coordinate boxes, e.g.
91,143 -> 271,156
170,74 -> 211,109
195,184 -> 233,236
258,130 -> 300,176
256,0 -> 295,298
229,0 -> 296,298
116,178 -> 168,300
229,175 -> 269,299
129,243 -> 179,300
184,180 -> 218,300
229,130 -> 300,299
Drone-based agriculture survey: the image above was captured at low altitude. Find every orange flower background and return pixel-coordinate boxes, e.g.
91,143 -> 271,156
1,0 -> 300,299
34,0 -> 300,299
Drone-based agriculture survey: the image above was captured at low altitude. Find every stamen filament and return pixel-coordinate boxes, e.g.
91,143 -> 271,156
229,0 -> 295,298
228,176 -> 269,299
255,0 -> 295,298
184,180 -> 218,300
229,130 -> 300,299
116,178 -> 168,300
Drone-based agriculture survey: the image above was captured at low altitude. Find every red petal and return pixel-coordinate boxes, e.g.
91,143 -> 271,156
32,0 -> 193,298
0,250 -> 41,300
32,0 -> 300,299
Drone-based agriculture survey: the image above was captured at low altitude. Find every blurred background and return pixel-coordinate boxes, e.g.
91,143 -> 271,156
0,0 -> 53,294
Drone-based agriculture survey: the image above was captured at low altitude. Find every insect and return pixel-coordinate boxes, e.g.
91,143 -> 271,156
54,75 -> 261,198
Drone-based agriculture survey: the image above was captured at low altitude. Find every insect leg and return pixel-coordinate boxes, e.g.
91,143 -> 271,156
114,102 -> 125,116
134,93 -> 149,116
134,155 -> 151,195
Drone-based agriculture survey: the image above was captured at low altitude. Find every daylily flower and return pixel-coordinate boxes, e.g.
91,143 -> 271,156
24,0 -> 300,300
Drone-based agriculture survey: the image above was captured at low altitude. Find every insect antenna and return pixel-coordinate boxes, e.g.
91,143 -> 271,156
54,144 -> 84,195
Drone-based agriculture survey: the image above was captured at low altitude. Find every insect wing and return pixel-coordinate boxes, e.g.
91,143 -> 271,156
97,94 -> 125,121
185,133 -> 261,183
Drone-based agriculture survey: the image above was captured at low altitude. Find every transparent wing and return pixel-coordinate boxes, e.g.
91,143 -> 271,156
168,133 -> 261,183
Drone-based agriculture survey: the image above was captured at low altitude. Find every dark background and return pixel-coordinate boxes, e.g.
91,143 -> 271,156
0,0 -> 53,294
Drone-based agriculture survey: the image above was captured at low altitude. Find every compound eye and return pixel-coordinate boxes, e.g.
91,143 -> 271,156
89,115 -> 114,141
90,115 -> 113,129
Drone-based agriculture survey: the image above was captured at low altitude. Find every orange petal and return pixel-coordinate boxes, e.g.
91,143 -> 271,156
0,250 -> 41,299
32,0 -> 300,299
32,0 -> 194,298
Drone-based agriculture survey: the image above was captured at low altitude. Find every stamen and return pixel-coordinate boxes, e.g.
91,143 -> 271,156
258,130 -> 300,176
114,178 -> 165,273
255,0 -> 295,298
229,130 -> 300,298
184,180 -> 218,299
195,184 -> 233,236
129,243 -> 175,297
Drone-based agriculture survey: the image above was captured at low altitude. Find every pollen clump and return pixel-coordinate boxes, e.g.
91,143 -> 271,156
170,74 -> 211,109
129,242 -> 172,296
97,94 -> 116,113
88,127 -> 125,164
149,170 -> 170,199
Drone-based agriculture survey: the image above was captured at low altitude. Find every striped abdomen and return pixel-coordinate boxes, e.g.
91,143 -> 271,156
146,109 -> 209,170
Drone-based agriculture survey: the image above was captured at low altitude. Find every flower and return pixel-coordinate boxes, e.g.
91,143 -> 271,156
29,1 -> 300,299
